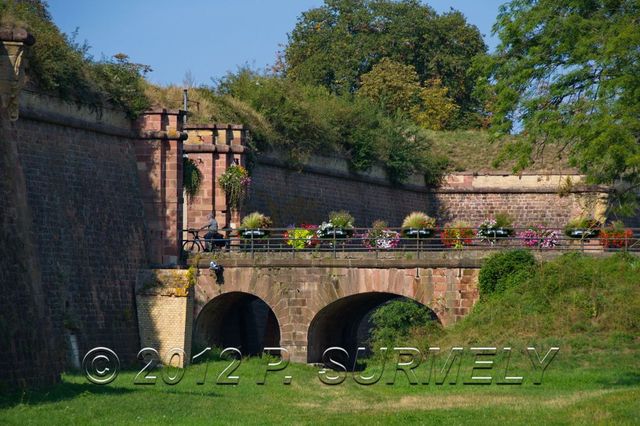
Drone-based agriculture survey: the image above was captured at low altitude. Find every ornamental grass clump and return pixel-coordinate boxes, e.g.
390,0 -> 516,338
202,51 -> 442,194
240,212 -> 272,230
401,212 -> 436,231
318,210 -> 355,238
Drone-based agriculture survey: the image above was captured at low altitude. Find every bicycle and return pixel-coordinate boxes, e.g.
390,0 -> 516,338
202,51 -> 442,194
182,228 -> 206,253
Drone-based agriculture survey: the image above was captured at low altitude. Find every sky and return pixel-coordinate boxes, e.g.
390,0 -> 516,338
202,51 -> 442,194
47,0 -> 505,86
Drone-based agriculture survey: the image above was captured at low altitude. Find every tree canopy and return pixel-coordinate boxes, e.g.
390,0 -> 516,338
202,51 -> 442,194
283,0 -> 486,126
483,0 -> 640,213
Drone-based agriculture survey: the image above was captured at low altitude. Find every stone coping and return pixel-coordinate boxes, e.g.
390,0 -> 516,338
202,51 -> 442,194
188,250 -> 604,269
185,123 -> 245,130
0,27 -> 35,45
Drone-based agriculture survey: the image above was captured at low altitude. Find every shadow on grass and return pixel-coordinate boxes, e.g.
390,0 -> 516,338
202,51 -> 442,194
0,381 -> 134,409
0,371 -> 223,409
597,372 -> 640,387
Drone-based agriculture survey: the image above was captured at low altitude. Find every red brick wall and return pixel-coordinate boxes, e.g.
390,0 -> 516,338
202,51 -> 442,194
134,109 -> 185,265
183,125 -> 248,233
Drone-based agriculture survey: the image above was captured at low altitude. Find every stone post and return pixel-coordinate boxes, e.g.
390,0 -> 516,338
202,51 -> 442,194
135,109 -> 187,266
183,123 -> 249,233
0,27 -> 35,121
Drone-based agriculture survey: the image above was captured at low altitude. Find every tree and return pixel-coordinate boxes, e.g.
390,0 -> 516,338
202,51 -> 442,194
284,0 -> 486,123
358,58 -> 421,115
413,79 -> 459,130
485,0 -> 640,214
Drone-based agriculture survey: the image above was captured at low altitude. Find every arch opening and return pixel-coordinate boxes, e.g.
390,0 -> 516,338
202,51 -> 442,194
193,292 -> 280,357
306,292 -> 438,364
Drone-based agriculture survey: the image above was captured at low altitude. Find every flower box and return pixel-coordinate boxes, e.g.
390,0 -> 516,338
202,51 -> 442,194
240,229 -> 270,239
402,228 -> 434,239
566,229 -> 599,239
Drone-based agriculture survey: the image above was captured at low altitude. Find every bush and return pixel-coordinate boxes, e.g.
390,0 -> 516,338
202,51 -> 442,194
370,299 -> 439,348
215,68 -> 447,184
478,249 -> 537,298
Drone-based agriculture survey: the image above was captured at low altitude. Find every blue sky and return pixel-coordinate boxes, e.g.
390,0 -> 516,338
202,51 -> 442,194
48,0 -> 505,86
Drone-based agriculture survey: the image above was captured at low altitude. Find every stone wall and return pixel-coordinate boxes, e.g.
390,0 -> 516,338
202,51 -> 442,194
246,152 -> 608,228
136,270 -> 193,367
7,92 -> 149,375
191,253 -> 484,363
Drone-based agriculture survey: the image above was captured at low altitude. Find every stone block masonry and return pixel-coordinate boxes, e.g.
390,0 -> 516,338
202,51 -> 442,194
246,152 -> 609,228
136,270 -> 193,367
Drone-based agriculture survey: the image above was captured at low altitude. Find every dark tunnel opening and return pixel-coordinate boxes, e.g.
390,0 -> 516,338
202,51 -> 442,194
306,292 -> 438,365
193,292 -> 280,357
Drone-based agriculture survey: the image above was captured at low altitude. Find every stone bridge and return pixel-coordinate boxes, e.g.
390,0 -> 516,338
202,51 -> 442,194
137,252 -> 494,364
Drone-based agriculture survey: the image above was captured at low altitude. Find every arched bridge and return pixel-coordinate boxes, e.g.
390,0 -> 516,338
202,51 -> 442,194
189,252 -> 481,363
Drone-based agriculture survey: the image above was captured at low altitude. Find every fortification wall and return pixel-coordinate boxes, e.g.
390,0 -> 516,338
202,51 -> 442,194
11,92 -> 148,371
246,152 -> 608,228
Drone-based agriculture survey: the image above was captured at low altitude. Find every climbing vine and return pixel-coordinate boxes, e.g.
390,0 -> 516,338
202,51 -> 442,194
183,157 -> 203,201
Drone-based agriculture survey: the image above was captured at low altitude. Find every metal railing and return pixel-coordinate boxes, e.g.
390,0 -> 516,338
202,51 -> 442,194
181,226 -> 640,257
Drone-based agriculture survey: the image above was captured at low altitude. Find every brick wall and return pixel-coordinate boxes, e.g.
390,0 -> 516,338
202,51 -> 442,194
246,152 -> 608,228
136,270 -> 193,367
183,125 -> 248,232
6,92 -> 149,375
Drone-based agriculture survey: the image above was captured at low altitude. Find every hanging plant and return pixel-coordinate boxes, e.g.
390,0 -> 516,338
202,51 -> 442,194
183,157 -> 203,201
218,164 -> 251,210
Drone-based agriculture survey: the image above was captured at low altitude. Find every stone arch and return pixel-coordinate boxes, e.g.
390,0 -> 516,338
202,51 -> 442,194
306,292 -> 439,364
193,291 -> 280,356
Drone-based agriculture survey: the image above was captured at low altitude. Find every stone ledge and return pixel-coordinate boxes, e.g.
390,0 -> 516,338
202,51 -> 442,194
136,269 -> 192,297
190,250 -> 588,269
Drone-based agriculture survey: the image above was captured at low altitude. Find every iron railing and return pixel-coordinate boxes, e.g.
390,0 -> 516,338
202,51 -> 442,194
182,226 -> 640,257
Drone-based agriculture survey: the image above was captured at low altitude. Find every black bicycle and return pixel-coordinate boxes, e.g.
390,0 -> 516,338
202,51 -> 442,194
182,229 -> 206,253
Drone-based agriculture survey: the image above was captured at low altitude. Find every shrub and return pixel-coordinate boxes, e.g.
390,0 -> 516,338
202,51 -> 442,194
599,222 -> 633,248
284,224 -> 319,250
327,210 -> 354,229
361,220 -> 400,250
370,299 -> 439,348
401,212 -> 436,230
518,225 -> 559,249
440,221 -> 475,248
478,250 -> 537,298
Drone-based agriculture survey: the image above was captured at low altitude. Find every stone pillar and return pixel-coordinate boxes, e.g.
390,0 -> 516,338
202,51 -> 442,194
135,109 -> 187,266
0,27 -> 34,121
184,124 -> 249,232
136,270 -> 193,367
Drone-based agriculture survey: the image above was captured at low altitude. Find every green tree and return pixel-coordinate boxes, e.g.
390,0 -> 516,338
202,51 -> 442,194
284,0 -> 486,124
485,0 -> 640,214
413,79 -> 459,130
358,58 -> 421,116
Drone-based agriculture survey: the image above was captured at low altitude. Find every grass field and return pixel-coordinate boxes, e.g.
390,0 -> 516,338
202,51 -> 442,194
0,351 -> 638,425
2,254 -> 638,425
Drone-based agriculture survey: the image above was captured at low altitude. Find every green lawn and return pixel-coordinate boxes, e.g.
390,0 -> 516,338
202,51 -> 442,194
1,350 -> 638,425
3,254 -> 638,425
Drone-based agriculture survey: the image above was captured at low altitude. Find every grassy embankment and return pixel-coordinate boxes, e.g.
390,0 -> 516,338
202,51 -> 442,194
1,253 -> 638,424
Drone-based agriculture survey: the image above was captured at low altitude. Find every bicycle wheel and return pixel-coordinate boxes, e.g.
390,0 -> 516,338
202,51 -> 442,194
182,239 -> 203,253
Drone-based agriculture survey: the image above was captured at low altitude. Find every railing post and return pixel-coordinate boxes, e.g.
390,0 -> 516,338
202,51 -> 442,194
250,231 -> 254,259
417,232 -> 421,259
333,230 -> 337,259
